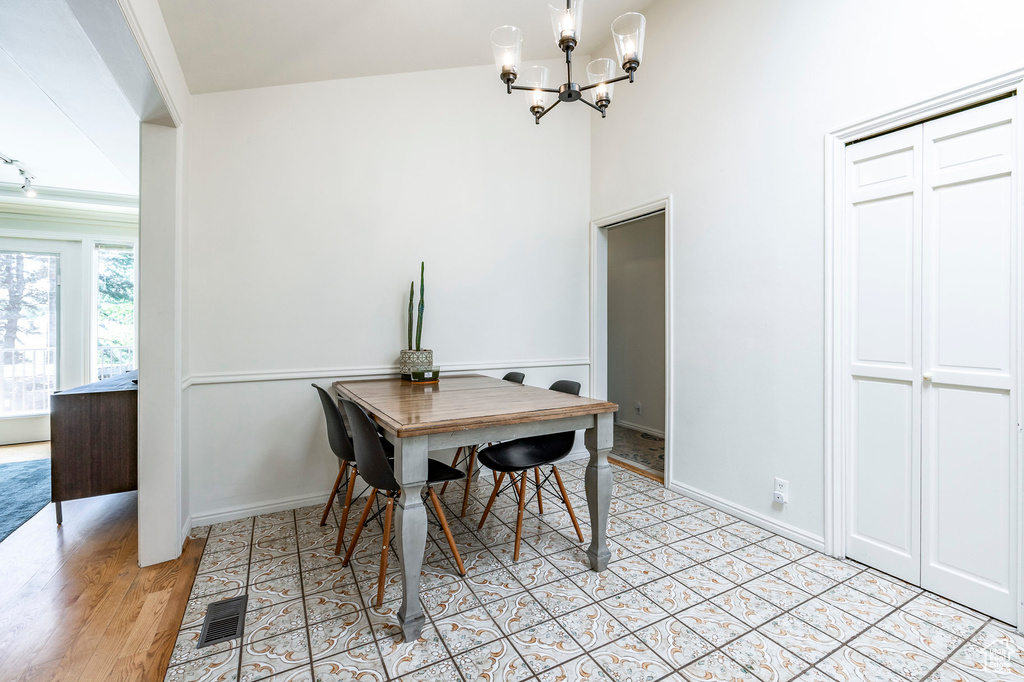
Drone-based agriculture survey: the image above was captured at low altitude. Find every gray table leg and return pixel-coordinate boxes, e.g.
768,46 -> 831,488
585,412 -> 613,571
392,434 -> 429,640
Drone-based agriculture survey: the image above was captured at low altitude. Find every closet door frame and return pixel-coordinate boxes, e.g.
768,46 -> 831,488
825,68 -> 1024,630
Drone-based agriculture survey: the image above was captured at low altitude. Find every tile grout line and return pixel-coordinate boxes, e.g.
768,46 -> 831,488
181,465 -> 1003,682
291,508 -> 318,681
235,516 -> 255,681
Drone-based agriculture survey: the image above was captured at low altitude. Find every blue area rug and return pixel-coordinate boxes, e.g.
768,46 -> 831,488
0,459 -> 50,542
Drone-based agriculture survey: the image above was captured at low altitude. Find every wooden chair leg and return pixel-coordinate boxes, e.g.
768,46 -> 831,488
478,472 -> 505,529
429,487 -> 466,575
341,489 -> 377,562
553,467 -> 584,542
320,463 -> 346,526
460,446 -> 477,518
440,447 -> 463,495
513,471 -> 528,561
337,464 -> 359,547
376,496 -> 394,608
534,467 -> 544,514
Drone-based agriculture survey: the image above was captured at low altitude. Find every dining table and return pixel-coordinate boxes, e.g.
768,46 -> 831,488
332,373 -> 618,639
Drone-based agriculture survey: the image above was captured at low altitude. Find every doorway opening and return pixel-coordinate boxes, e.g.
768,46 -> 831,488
591,197 -> 673,486
607,213 -> 666,480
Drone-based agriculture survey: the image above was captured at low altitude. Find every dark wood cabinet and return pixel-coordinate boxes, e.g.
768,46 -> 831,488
50,370 -> 138,523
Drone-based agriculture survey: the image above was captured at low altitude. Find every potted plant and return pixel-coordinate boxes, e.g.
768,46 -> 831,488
399,262 -> 432,373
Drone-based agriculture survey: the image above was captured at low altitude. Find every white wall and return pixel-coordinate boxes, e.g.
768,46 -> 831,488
591,0 -> 1024,545
608,214 -> 665,435
185,62 -> 592,522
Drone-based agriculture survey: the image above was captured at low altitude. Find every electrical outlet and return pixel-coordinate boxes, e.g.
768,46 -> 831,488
634,401 -> 642,415
773,477 -> 789,504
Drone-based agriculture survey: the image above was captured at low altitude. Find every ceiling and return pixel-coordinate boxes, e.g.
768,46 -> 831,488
158,0 -> 655,94
0,47 -> 136,196
0,0 -> 145,197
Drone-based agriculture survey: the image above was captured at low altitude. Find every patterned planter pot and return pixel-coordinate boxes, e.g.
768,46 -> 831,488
399,349 -> 433,373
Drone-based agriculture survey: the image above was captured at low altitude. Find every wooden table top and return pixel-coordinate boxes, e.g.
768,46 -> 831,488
333,374 -> 617,438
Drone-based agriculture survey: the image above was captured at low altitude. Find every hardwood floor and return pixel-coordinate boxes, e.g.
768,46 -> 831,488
0,441 -> 50,464
0,492 -> 203,681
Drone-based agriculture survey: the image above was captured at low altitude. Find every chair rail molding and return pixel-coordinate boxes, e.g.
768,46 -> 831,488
181,357 -> 592,390
823,66 -> 1024,632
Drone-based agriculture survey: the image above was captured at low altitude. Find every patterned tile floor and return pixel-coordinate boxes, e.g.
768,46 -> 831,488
169,460 -> 1022,682
610,425 -> 665,479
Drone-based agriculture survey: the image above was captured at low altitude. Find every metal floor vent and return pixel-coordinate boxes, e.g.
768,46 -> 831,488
197,594 -> 247,648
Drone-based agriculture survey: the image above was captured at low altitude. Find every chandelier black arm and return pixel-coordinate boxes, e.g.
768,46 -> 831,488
579,97 -> 604,114
510,85 -> 561,93
535,99 -> 561,121
579,74 -> 632,92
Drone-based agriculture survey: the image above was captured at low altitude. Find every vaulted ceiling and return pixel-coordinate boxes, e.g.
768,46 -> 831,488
0,0 -> 151,197
158,0 -> 655,94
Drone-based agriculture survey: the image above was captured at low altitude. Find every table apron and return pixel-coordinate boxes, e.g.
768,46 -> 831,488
381,414 -> 598,450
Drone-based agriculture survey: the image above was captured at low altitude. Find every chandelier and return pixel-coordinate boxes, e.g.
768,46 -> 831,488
490,0 -> 646,124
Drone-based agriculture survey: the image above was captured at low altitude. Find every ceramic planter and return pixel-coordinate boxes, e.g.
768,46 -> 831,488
399,349 -> 433,373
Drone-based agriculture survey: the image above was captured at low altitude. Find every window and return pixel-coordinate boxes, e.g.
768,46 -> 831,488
0,251 -> 59,416
95,244 -> 135,380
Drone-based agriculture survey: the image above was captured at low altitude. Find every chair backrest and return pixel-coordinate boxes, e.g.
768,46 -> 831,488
340,398 -> 400,492
528,379 -> 583,457
502,371 -> 526,384
549,379 -> 581,396
312,384 -> 355,463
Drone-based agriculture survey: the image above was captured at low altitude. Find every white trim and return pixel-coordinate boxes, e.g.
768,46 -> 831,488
0,202 -> 138,230
181,357 -> 591,390
590,196 -> 674,487
181,515 -> 192,547
614,418 -> 665,439
0,183 -> 138,209
669,480 -> 826,553
190,492 -> 332,528
114,0 -> 182,127
824,68 -> 1024,630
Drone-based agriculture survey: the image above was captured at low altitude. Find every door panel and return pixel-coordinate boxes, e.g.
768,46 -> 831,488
924,387 -> 1012,605
853,195 -> 915,367
921,98 -> 1018,623
931,176 -> 1012,374
849,378 -> 918,576
844,127 -> 923,582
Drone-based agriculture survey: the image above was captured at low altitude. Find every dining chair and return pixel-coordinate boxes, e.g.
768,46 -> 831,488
440,371 -> 526,517
476,379 -> 586,560
339,398 -> 467,607
311,384 -> 365,556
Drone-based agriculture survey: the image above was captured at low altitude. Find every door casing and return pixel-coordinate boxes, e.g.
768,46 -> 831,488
590,196 -> 674,487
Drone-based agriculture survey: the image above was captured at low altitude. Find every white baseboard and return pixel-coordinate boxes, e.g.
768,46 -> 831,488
614,419 -> 665,438
181,515 -> 192,547
667,481 -> 825,552
191,492 -> 332,527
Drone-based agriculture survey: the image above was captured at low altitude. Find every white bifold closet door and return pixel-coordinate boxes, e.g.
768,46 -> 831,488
844,96 -> 1018,624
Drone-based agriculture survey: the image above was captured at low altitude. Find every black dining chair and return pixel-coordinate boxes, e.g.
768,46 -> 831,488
476,379 -> 586,560
440,371 -> 526,517
312,384 -> 367,557
339,398 -> 467,607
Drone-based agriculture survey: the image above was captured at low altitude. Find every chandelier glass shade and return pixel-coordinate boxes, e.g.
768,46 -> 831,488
490,0 -> 646,124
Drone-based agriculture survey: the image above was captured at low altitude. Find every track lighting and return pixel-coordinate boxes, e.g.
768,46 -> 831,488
20,171 -> 36,198
1,152 -> 38,199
